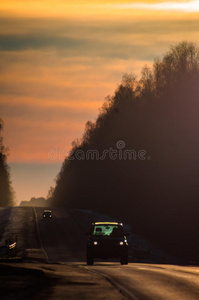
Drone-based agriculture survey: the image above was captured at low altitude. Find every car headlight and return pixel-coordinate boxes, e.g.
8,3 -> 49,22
119,240 -> 128,245
93,241 -> 98,245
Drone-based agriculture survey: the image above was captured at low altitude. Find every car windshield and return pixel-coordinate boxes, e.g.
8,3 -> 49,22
92,225 -> 123,237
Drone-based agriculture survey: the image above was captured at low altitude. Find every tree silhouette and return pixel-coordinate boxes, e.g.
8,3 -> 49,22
51,42 -> 199,260
0,119 -> 15,206
20,197 -> 47,207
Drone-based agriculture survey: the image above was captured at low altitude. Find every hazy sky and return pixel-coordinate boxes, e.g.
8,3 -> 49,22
1,0 -> 199,204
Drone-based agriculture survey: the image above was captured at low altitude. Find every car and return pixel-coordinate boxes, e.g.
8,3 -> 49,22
87,222 -> 128,265
42,210 -> 52,220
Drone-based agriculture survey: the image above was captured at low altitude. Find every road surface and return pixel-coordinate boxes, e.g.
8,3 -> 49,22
0,206 -> 199,299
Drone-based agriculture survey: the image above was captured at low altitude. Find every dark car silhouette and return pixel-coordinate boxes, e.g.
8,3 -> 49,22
87,222 -> 128,265
42,210 -> 52,220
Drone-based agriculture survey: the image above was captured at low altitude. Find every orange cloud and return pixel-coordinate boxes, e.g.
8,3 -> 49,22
2,0 -> 199,20
3,115 -> 85,163
1,15 -> 199,165
1,0 -> 199,203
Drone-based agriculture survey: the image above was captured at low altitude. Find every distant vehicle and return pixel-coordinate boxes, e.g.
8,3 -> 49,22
42,210 -> 52,220
87,222 -> 128,265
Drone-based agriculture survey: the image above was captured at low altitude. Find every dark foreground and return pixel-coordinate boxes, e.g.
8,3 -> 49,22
0,207 -> 199,300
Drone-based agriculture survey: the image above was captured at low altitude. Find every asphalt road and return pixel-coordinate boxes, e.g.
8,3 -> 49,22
35,207 -> 87,262
83,263 -> 199,300
1,207 -> 199,299
35,207 -> 199,299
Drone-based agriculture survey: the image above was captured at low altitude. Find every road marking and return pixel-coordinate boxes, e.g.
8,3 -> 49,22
84,266 -> 139,300
32,207 -> 49,263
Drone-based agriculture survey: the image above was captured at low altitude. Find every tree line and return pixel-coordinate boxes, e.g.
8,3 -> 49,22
51,42 -> 199,261
0,119 -> 14,206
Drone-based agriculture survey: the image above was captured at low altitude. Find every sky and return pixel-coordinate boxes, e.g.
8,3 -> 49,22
1,0 -> 199,204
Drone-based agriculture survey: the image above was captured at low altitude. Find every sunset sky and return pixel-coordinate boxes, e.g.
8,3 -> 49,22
1,0 -> 199,204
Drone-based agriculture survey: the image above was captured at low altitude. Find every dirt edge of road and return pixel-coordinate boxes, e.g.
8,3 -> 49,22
0,262 -> 126,300
0,263 -> 55,300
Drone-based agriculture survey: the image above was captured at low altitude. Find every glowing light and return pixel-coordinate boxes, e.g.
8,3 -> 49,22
112,0 -> 199,12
